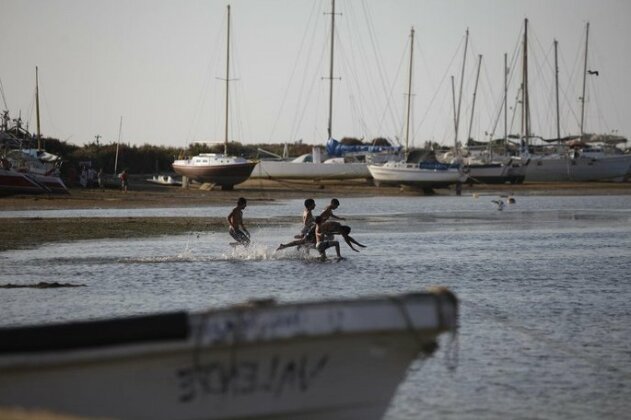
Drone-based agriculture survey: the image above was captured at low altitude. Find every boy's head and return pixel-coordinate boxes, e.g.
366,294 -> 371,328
304,198 -> 315,209
330,198 -> 340,208
237,197 -> 247,208
314,215 -> 323,225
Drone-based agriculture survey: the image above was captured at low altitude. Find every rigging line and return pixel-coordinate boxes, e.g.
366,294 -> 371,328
360,0 -> 400,137
339,1 -> 382,140
413,34 -> 465,145
338,23 -> 368,139
345,0 -> 388,139
185,13 -> 226,146
337,33 -> 374,139
536,41 -> 558,137
39,78 -> 62,138
267,0 -> 319,142
377,36 -> 408,143
230,18 -> 253,144
0,77 -> 9,111
490,31 -> 523,138
289,7 -> 326,142
527,29 -> 554,137
290,27 -> 328,143
559,42 -> 582,133
590,44 -> 623,134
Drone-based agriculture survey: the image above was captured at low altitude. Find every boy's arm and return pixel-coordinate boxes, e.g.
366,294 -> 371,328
331,212 -> 345,220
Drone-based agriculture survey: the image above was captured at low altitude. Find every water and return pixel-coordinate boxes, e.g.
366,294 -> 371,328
1,194 -> 630,419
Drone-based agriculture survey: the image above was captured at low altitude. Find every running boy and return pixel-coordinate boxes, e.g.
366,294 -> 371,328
227,197 -> 250,246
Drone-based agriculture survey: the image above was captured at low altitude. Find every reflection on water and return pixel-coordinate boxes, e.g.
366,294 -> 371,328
1,194 -> 630,419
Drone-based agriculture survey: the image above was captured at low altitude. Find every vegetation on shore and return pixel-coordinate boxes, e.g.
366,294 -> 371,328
32,136 -> 396,179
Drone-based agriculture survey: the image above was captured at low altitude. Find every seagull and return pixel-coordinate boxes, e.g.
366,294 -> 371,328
491,200 -> 505,211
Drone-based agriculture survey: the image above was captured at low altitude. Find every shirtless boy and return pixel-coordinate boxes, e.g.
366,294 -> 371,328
227,197 -> 250,246
315,215 -> 342,260
319,198 -> 345,223
277,198 -> 316,251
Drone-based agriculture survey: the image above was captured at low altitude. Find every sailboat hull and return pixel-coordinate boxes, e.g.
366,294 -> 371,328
252,160 -> 370,180
172,161 -> 256,189
0,168 -> 46,195
466,161 -> 526,184
524,154 -> 631,182
368,163 -> 467,188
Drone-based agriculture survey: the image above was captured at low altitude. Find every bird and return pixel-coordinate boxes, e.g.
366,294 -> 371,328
587,70 -> 599,76
491,200 -> 505,211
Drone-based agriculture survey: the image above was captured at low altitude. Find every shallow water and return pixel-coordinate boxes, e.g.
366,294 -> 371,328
2,194 -> 630,419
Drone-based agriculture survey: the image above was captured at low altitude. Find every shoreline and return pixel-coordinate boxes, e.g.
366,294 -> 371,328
2,179 -> 630,252
1,178 -> 630,211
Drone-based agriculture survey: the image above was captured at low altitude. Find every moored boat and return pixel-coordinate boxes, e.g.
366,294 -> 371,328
368,28 -> 466,190
0,288 -> 458,420
172,5 -> 256,190
252,146 -> 372,180
173,153 -> 256,189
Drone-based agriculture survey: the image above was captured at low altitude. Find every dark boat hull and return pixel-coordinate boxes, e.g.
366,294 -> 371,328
172,162 -> 256,190
0,169 -> 46,195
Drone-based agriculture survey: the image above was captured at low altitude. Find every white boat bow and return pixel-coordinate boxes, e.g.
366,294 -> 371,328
0,288 -> 458,420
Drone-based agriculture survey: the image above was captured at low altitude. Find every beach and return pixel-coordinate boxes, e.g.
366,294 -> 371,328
2,178 -> 630,252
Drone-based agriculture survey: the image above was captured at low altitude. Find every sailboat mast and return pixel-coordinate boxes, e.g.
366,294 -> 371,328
224,4 -> 231,155
327,0 -> 336,140
454,28 -> 469,153
404,27 -> 415,156
504,53 -> 508,148
35,66 -> 41,150
467,54 -> 482,143
114,116 -> 122,175
554,39 -> 561,141
579,22 -> 589,138
522,18 -> 530,147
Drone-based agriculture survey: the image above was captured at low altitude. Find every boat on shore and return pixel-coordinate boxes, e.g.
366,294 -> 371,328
172,5 -> 256,190
520,21 -> 631,182
250,139 -> 399,181
368,28 -> 466,190
0,288 -> 458,420
1,109 -> 69,195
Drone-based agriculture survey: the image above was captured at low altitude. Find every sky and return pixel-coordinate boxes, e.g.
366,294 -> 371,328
2,0 -> 630,150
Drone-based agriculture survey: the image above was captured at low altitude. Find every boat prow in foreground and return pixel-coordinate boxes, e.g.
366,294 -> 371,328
0,289 -> 458,420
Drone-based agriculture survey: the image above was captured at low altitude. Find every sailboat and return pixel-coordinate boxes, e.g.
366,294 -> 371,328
250,0 -> 400,181
0,68 -> 69,195
460,52 -> 528,184
368,28 -> 467,190
522,21 -> 631,182
172,5 -> 256,190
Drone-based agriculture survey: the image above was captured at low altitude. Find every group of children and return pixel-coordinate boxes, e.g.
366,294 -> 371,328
227,197 -> 366,260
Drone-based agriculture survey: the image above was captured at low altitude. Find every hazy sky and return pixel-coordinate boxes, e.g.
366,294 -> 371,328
2,0 -> 630,149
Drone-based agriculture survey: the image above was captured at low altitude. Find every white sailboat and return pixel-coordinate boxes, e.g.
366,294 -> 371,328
251,0 -> 400,181
172,5 -> 256,190
368,28 -> 466,190
463,53 -> 527,184
522,21 -> 631,182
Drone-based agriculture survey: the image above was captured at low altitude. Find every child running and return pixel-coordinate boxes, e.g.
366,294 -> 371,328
314,215 -> 342,260
227,197 -> 250,246
319,198 -> 345,223
277,198 -> 316,251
